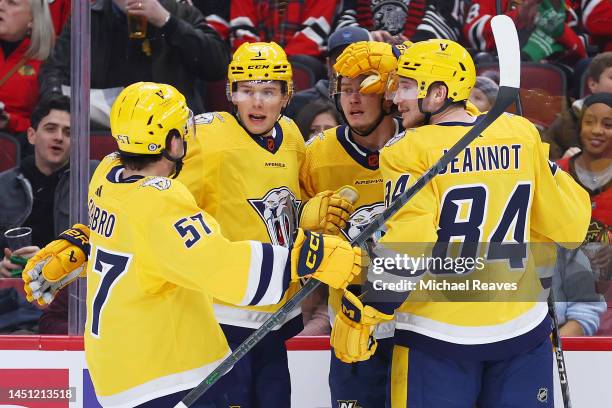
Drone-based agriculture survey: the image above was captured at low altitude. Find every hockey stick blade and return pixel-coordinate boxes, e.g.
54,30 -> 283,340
176,15 -> 519,408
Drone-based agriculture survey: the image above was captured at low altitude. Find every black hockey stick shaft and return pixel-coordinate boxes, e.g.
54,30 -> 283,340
549,289 -> 572,407
177,15 -> 521,408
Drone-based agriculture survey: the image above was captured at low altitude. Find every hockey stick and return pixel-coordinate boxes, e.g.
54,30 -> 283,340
496,0 -> 524,116
549,288 -> 572,407
496,2 -> 568,403
175,15 -> 520,408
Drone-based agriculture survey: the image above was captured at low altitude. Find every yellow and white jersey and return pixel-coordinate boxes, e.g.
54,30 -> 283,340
84,155 -> 293,407
300,119 -> 404,338
376,113 -> 591,357
179,111 -> 305,328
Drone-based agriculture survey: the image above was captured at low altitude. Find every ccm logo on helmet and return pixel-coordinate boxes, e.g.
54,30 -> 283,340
248,65 -> 270,69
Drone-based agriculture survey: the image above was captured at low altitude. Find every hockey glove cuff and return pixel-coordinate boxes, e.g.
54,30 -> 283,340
290,229 -> 362,290
300,186 -> 358,235
331,286 -> 394,363
23,224 -> 90,306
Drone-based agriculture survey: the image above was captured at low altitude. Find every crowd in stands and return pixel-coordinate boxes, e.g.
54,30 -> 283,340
0,0 -> 610,336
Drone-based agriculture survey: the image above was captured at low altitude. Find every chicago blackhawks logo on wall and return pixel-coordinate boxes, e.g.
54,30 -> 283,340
249,187 -> 300,247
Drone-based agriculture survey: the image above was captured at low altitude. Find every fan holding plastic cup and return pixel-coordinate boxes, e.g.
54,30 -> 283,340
122,0 -> 173,39
1,227 -> 40,278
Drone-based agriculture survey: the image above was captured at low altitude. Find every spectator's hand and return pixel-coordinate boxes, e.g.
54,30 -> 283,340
0,247 -> 41,278
370,30 -> 409,46
388,34 -> 409,46
126,0 -> 170,28
562,147 -> 581,159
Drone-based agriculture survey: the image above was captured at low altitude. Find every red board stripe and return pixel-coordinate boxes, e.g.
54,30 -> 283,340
0,335 -> 610,352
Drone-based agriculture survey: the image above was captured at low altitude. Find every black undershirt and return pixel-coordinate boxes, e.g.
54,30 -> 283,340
0,39 -> 21,59
20,156 -> 68,247
105,4 -> 154,87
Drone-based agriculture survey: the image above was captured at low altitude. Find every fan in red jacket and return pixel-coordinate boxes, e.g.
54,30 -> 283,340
464,0 -> 586,63
556,93 -> 611,282
581,0 -> 612,52
1,0 -> 56,135
47,0 -> 71,35
229,0 -> 336,57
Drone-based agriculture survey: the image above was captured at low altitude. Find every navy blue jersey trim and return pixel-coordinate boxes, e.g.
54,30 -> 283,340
248,122 -> 284,154
436,115 -> 484,127
394,314 -> 552,361
106,166 -> 144,183
336,118 -> 405,170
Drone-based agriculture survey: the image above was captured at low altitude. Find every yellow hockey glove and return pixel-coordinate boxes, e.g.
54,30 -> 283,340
291,229 -> 362,290
333,40 -> 412,94
331,286 -> 394,363
300,186 -> 359,235
465,100 -> 482,116
23,224 -> 90,306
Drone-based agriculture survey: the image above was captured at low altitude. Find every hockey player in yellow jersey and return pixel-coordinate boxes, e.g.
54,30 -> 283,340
329,39 -> 592,407
313,39 -> 483,407
21,82 -> 363,407
300,41 -> 406,407
175,42 -> 357,406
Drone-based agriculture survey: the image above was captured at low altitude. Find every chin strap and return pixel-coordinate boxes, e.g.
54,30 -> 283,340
161,141 -> 187,179
417,98 -> 454,125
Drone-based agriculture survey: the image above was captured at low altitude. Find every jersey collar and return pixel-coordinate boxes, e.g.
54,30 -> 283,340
436,115 -> 484,127
247,122 -> 284,154
106,165 -> 145,184
336,118 -> 403,170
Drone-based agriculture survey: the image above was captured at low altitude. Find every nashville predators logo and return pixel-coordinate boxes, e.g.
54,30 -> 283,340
248,187 -> 300,247
342,202 -> 385,241
337,400 -> 361,408
140,177 -> 171,191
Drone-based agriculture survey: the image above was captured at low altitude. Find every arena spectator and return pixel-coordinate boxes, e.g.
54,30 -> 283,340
543,52 -> 612,159
0,0 -> 55,147
469,75 -> 499,112
554,247 -> 607,336
47,0 -> 71,35
464,0 -> 586,64
285,26 -> 370,119
298,285 -> 331,336
581,0 -> 612,52
38,0 -> 230,114
295,99 -> 342,141
190,0 -> 230,42
556,92 -> 611,332
0,95 -> 98,276
229,0 -> 337,58
334,0 -> 467,43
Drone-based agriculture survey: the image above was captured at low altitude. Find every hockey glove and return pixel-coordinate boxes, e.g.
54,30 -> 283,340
331,286 -> 394,363
291,229 -> 362,290
23,224 -> 90,306
300,186 -> 359,235
333,40 -> 412,94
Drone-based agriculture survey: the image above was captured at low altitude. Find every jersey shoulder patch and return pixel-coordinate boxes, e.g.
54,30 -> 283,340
194,112 -> 225,125
384,130 -> 407,148
305,131 -> 325,146
140,177 -> 172,191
